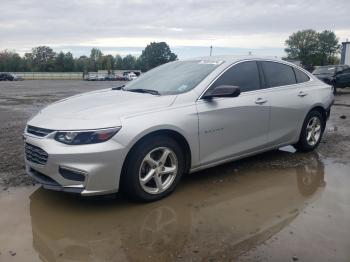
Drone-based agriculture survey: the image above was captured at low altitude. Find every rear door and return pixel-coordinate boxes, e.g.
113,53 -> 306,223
260,61 -> 310,147
196,61 -> 270,165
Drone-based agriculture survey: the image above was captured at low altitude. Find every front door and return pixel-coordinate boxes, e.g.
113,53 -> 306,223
196,61 -> 270,166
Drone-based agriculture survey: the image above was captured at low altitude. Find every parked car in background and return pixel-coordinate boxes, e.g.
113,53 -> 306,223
106,74 -> 128,81
105,74 -> 116,81
97,75 -> 107,81
115,74 -> 128,81
24,56 -> 333,202
85,75 -> 97,81
312,65 -> 350,93
123,72 -> 138,81
0,73 -> 14,81
13,74 -> 23,81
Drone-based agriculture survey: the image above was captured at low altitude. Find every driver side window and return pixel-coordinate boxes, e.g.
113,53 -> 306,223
210,61 -> 261,92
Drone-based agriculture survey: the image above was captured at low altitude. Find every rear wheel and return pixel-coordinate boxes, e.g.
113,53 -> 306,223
295,110 -> 325,152
121,135 -> 185,202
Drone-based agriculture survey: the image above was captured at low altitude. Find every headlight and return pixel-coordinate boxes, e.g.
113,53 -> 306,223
54,127 -> 121,145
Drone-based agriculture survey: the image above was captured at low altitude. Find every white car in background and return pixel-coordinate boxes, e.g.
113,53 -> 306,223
124,72 -> 138,81
85,74 -> 97,81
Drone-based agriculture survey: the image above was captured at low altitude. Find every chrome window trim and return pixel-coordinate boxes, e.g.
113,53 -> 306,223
197,58 -> 313,101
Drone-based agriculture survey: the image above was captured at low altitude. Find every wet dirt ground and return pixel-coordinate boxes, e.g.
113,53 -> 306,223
0,81 -> 350,261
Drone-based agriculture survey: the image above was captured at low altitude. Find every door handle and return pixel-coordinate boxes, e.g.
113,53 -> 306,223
298,91 -> 308,97
255,98 -> 268,105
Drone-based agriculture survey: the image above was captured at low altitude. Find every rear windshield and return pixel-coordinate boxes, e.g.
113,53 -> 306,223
124,60 -> 222,95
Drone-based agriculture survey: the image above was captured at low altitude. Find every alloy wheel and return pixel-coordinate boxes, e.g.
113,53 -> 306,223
139,147 -> 178,194
306,116 -> 322,146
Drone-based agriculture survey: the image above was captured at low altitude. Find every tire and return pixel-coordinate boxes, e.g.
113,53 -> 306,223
294,110 -> 325,152
121,135 -> 185,202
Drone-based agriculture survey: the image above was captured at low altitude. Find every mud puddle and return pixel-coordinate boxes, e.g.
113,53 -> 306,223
1,149 -> 349,262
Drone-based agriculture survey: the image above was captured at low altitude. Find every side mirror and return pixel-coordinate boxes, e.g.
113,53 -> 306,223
202,85 -> 241,99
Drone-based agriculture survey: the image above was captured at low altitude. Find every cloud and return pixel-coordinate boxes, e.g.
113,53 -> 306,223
0,0 -> 349,56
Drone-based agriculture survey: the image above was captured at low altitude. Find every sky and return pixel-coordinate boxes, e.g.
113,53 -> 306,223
0,0 -> 349,59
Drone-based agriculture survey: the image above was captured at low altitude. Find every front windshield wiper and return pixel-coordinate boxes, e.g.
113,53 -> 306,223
126,88 -> 160,95
111,85 -> 125,90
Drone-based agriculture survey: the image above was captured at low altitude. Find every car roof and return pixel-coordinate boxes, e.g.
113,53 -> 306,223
183,55 -> 282,64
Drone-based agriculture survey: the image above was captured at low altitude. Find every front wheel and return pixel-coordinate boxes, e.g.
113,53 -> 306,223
294,110 -> 325,152
121,135 -> 185,202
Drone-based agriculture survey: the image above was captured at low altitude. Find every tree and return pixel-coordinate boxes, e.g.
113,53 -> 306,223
114,55 -> 123,69
63,52 -> 75,71
75,55 -> 90,73
89,48 -> 103,71
122,55 -> 137,70
29,46 -> 56,71
285,29 -> 340,68
0,43 -> 179,72
90,48 -> 103,61
318,30 -> 340,65
0,50 -> 25,71
100,55 -> 114,72
138,42 -> 177,71
54,52 -> 74,72
285,29 -> 319,67
54,52 -> 65,71
24,53 -> 34,71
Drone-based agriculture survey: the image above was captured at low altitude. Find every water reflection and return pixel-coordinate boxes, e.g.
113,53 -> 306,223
29,150 -> 325,261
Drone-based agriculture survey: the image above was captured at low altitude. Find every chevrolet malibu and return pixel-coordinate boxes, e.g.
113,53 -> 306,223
24,56 -> 334,201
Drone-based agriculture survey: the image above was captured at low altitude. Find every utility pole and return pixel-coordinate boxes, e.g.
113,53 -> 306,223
210,46 -> 213,56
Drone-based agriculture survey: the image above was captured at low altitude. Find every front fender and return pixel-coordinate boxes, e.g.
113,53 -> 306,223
113,103 -> 200,169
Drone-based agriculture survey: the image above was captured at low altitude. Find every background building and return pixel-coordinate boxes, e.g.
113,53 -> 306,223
341,41 -> 350,65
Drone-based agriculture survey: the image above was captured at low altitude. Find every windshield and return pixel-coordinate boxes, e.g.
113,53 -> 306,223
312,66 -> 336,75
124,60 -> 222,95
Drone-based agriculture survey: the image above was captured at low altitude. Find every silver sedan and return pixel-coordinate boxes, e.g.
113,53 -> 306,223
23,56 -> 334,201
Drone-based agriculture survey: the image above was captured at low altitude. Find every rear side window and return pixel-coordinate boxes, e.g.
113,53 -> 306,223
261,61 -> 297,87
294,68 -> 310,83
211,61 -> 260,92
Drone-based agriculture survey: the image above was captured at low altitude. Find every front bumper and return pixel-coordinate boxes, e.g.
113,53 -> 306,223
24,133 -> 127,196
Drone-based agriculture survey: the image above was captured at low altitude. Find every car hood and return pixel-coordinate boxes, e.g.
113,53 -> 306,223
28,89 -> 177,130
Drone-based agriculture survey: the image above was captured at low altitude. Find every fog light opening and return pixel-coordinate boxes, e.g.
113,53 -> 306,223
59,167 -> 86,182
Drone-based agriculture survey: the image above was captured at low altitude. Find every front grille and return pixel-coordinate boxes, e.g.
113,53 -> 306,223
25,143 -> 48,165
27,125 -> 54,137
